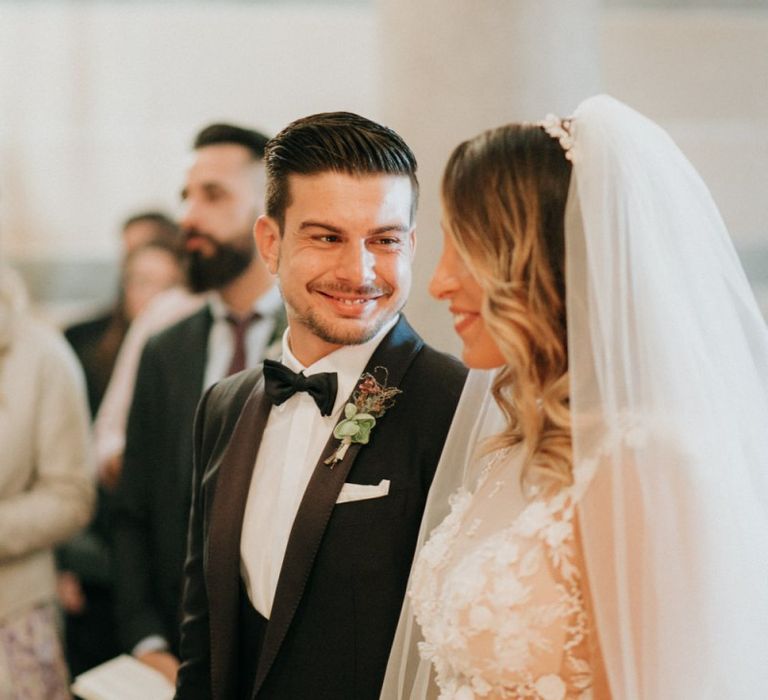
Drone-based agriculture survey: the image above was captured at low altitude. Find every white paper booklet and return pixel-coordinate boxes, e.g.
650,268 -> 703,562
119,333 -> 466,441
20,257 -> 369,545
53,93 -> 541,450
71,654 -> 175,700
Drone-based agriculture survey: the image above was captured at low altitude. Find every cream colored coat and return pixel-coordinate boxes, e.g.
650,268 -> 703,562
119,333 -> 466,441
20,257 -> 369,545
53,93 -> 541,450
0,268 -> 94,622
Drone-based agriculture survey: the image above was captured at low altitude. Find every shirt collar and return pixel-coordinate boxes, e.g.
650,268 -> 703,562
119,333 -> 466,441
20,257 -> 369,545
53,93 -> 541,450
207,284 -> 282,321
280,314 -> 400,416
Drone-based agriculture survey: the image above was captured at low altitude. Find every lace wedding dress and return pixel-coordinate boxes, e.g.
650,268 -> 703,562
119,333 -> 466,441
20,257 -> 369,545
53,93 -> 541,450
410,447 -> 604,700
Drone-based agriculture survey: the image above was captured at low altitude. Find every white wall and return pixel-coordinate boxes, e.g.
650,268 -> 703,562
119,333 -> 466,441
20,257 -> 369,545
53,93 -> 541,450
0,2 -> 379,261
602,8 -> 768,246
378,0 -> 601,353
602,7 -> 768,311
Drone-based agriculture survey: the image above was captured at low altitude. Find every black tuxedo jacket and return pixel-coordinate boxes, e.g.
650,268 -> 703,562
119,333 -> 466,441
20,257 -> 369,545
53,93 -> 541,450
175,317 -> 467,699
113,306 -> 213,654
113,305 -> 284,654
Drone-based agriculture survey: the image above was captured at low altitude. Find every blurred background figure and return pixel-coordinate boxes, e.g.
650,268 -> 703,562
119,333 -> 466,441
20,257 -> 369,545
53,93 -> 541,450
0,263 -> 94,697
121,211 -> 180,255
64,212 -> 181,416
93,272 -> 203,494
122,237 -> 185,325
57,220 -> 184,678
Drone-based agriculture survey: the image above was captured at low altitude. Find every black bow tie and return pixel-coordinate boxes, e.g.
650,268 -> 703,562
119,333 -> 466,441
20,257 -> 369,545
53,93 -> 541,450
262,359 -> 338,417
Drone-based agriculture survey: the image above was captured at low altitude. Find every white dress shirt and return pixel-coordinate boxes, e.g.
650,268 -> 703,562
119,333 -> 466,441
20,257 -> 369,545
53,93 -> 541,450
240,315 -> 399,618
204,285 -> 283,389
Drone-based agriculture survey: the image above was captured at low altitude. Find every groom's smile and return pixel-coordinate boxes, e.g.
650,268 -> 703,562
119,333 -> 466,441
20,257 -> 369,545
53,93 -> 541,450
256,170 -> 416,366
311,281 -> 391,319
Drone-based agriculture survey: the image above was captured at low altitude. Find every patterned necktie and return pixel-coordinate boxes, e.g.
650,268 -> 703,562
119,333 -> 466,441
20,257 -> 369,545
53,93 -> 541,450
226,312 -> 262,376
262,358 -> 338,416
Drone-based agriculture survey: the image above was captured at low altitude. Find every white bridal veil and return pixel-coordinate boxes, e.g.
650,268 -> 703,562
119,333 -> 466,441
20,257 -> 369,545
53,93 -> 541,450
569,95 -> 768,698
382,95 -> 768,699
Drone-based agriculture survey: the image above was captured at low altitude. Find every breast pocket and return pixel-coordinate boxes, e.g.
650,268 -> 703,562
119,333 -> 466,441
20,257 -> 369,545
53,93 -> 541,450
331,483 -> 408,525
335,478 -> 390,504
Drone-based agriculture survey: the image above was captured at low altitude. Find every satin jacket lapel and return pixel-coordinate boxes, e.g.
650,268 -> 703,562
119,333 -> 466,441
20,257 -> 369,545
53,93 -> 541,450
206,378 -> 272,699
251,317 -> 424,697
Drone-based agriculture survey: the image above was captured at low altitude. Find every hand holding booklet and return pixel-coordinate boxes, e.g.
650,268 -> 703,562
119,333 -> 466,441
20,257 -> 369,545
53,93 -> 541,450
71,654 -> 175,700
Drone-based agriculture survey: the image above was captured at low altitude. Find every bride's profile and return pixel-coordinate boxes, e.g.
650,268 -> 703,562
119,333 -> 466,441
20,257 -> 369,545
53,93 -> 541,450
382,95 -> 768,699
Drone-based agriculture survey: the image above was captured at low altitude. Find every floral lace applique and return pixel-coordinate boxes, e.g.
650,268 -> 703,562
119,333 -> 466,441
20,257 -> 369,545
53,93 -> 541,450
410,451 -> 596,700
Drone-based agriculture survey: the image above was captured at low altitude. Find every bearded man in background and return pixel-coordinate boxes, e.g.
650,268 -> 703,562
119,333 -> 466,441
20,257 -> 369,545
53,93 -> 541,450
113,123 -> 285,684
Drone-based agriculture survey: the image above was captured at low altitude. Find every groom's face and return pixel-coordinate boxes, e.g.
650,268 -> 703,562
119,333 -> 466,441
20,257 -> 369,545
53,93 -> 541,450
256,171 -> 415,366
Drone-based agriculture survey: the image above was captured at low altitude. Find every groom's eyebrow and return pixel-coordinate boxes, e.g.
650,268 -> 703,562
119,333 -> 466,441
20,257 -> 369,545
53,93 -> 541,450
299,220 -> 343,233
298,221 -> 410,235
369,224 -> 410,235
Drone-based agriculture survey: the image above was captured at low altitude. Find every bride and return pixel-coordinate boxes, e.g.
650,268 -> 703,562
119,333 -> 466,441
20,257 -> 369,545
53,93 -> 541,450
382,96 -> 768,699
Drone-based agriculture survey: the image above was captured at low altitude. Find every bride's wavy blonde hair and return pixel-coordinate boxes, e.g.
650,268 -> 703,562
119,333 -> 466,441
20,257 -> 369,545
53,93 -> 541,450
442,123 -> 573,495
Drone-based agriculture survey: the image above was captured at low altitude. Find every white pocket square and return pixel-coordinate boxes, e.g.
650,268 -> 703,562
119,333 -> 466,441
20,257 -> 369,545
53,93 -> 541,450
335,479 -> 390,504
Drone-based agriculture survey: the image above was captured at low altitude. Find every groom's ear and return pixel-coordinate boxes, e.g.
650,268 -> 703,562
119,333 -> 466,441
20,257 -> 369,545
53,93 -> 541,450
255,215 -> 281,275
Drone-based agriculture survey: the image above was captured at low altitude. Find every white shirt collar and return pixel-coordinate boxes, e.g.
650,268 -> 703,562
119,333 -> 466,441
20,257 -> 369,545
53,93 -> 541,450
280,314 -> 400,416
207,284 -> 283,321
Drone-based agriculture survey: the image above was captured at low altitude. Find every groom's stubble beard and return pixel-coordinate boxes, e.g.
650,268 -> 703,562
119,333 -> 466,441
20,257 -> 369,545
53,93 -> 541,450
276,246 -> 405,347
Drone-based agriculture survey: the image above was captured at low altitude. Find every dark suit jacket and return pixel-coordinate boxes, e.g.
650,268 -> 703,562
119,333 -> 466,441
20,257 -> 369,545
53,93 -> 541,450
113,306 -> 212,654
175,317 -> 467,700
113,305 -> 284,654
65,311 -> 115,416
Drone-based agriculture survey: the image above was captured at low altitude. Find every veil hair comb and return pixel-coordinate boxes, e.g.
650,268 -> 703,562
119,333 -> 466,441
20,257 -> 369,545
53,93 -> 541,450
538,114 -> 574,161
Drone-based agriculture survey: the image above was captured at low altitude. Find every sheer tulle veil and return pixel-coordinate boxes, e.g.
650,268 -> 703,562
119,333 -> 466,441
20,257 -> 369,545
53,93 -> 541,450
569,95 -> 768,697
382,95 -> 768,698
381,369 -> 511,699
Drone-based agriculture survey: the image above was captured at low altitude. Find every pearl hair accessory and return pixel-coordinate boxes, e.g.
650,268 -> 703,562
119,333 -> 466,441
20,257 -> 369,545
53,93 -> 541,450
538,114 -> 574,161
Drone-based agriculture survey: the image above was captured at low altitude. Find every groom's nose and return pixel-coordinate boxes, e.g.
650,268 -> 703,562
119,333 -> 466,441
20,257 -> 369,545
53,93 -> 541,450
336,239 -> 376,286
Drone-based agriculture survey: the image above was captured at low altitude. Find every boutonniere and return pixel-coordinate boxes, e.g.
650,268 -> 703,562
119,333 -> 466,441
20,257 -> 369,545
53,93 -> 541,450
324,367 -> 402,468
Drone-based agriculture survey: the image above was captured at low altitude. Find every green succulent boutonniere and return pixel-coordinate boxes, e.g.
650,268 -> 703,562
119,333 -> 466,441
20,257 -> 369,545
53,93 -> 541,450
324,367 -> 402,468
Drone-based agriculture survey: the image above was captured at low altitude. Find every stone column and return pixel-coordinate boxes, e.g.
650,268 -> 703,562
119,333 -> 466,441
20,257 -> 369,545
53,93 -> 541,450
378,0 -> 601,352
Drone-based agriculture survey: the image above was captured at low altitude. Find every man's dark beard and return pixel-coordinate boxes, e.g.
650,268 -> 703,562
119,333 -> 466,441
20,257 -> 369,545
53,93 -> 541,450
185,230 -> 254,293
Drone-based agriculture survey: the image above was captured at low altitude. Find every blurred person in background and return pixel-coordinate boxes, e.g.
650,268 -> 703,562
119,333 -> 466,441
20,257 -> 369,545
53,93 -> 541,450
0,263 -> 94,697
122,238 -> 186,323
121,211 -> 180,254
112,123 -> 285,684
94,277 -> 204,493
57,237 -> 185,677
65,211 -> 180,416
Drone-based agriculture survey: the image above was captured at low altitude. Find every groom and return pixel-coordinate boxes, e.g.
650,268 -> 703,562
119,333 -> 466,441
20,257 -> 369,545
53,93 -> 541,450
174,112 -> 467,699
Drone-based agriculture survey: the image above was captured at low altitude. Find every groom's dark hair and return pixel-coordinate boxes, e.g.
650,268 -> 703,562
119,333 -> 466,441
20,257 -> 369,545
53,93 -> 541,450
264,111 -> 418,231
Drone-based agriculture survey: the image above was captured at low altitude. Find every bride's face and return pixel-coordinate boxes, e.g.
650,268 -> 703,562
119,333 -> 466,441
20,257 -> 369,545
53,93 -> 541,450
429,229 -> 505,369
